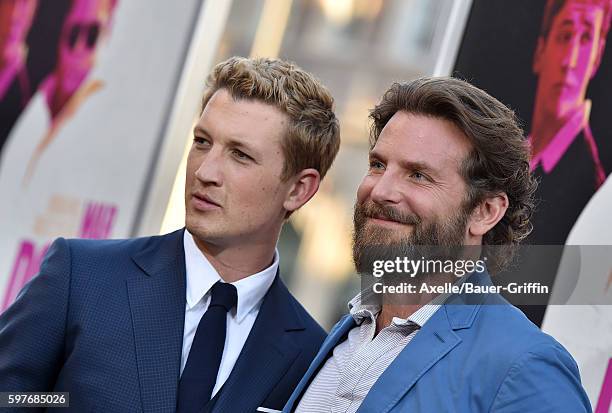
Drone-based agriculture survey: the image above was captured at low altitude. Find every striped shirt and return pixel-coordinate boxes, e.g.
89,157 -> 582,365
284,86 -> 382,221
294,293 -> 445,413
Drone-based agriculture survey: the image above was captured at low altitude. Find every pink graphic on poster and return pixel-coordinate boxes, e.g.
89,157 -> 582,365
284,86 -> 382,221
0,0 -> 37,101
1,200 -> 118,311
43,0 -> 118,118
25,0 -> 118,182
596,358 -> 612,412
529,0 -> 612,187
1,240 -> 50,311
79,201 -> 117,239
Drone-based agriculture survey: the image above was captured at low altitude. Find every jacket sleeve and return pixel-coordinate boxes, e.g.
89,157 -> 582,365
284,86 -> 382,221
0,237 -> 71,394
489,341 -> 593,413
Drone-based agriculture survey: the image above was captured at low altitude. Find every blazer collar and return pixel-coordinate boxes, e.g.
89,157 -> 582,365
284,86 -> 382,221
127,229 -> 186,413
357,269 -> 494,412
444,269 -> 495,329
285,270 -> 495,413
130,228 -> 186,278
212,274 -> 306,412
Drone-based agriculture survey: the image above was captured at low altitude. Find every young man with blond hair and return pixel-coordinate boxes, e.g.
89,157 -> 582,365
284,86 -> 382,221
0,56 -> 340,413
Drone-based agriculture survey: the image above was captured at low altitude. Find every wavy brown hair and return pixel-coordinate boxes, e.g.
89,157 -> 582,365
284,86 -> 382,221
369,77 -> 537,273
201,56 -> 340,181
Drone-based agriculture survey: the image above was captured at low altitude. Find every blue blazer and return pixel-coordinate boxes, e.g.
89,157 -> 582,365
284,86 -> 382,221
0,229 -> 326,412
284,272 -> 592,413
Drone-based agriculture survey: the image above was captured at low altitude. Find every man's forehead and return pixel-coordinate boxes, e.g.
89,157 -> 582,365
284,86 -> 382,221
195,94 -> 285,151
372,113 -> 471,168
558,0 -> 605,20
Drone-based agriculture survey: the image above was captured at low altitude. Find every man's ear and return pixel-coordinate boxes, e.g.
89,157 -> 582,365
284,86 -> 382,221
533,36 -> 546,74
283,168 -> 321,215
468,193 -> 509,237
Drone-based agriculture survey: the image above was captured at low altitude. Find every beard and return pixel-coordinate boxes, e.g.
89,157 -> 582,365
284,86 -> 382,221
352,200 -> 471,277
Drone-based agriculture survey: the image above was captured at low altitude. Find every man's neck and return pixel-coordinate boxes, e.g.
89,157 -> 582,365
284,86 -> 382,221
192,234 -> 277,283
375,288 -> 441,335
530,98 -> 588,158
376,303 -> 422,335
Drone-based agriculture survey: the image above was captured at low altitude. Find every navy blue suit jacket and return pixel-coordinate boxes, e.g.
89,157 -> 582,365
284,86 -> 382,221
0,229 -> 326,412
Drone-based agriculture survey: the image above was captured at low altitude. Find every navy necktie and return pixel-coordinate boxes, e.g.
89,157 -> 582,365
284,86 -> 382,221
177,281 -> 237,413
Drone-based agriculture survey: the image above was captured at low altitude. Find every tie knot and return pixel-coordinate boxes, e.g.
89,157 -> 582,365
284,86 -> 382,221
209,281 -> 237,312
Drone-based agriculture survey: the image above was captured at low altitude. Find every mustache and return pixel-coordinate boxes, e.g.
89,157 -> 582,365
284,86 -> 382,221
356,201 -> 421,226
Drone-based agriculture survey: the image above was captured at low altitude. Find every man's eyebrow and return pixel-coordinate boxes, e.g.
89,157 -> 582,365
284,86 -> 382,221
368,148 -> 389,164
226,138 -> 257,154
369,149 -> 437,173
193,125 -> 260,153
368,148 -> 382,159
560,18 -> 594,30
581,18 -> 594,30
193,125 -> 210,137
399,159 -> 436,174
560,19 -> 577,28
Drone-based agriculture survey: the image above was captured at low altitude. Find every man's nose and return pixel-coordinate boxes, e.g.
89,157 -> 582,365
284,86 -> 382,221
562,36 -> 581,70
370,170 -> 402,205
194,149 -> 223,186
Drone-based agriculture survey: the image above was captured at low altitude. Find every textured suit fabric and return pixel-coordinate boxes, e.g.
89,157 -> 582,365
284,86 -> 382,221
0,229 -> 326,412
284,271 -> 592,413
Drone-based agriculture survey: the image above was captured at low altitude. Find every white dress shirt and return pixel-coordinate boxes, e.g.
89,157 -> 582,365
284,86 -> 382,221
181,230 -> 278,397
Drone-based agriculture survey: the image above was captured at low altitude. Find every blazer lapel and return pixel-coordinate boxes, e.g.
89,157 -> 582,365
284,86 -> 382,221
127,229 -> 186,413
357,271 -> 491,413
283,314 -> 357,412
212,275 -> 304,412
357,306 -> 462,413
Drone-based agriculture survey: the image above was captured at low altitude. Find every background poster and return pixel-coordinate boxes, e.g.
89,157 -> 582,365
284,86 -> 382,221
453,1 -> 612,410
0,0 -> 202,310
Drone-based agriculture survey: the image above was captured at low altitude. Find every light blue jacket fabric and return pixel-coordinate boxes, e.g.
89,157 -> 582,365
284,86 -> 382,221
284,271 -> 592,413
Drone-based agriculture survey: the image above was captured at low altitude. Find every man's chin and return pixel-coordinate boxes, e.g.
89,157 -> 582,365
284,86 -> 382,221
548,95 -> 582,119
185,220 -> 215,239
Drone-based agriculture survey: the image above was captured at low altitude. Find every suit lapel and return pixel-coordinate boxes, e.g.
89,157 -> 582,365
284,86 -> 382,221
127,229 -> 186,413
357,306 -> 462,413
212,275 -> 304,412
357,272 -> 491,413
283,315 -> 357,412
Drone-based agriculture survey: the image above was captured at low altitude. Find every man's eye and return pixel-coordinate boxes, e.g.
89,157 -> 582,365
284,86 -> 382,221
556,31 -> 573,43
232,149 -> 251,161
193,137 -> 210,146
581,32 -> 593,44
369,160 -> 385,170
411,171 -> 427,181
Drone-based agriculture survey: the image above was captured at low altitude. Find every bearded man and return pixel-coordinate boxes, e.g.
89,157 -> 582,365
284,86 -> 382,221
283,77 -> 592,413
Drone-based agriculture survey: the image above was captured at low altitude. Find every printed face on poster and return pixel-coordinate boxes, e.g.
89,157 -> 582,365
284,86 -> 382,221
453,0 -> 612,410
0,0 -> 202,309
455,0 -> 612,246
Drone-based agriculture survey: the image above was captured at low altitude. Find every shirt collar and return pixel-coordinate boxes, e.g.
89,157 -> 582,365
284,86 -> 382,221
348,276 -> 467,328
348,292 -> 444,329
183,230 -> 278,323
529,101 -> 590,174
